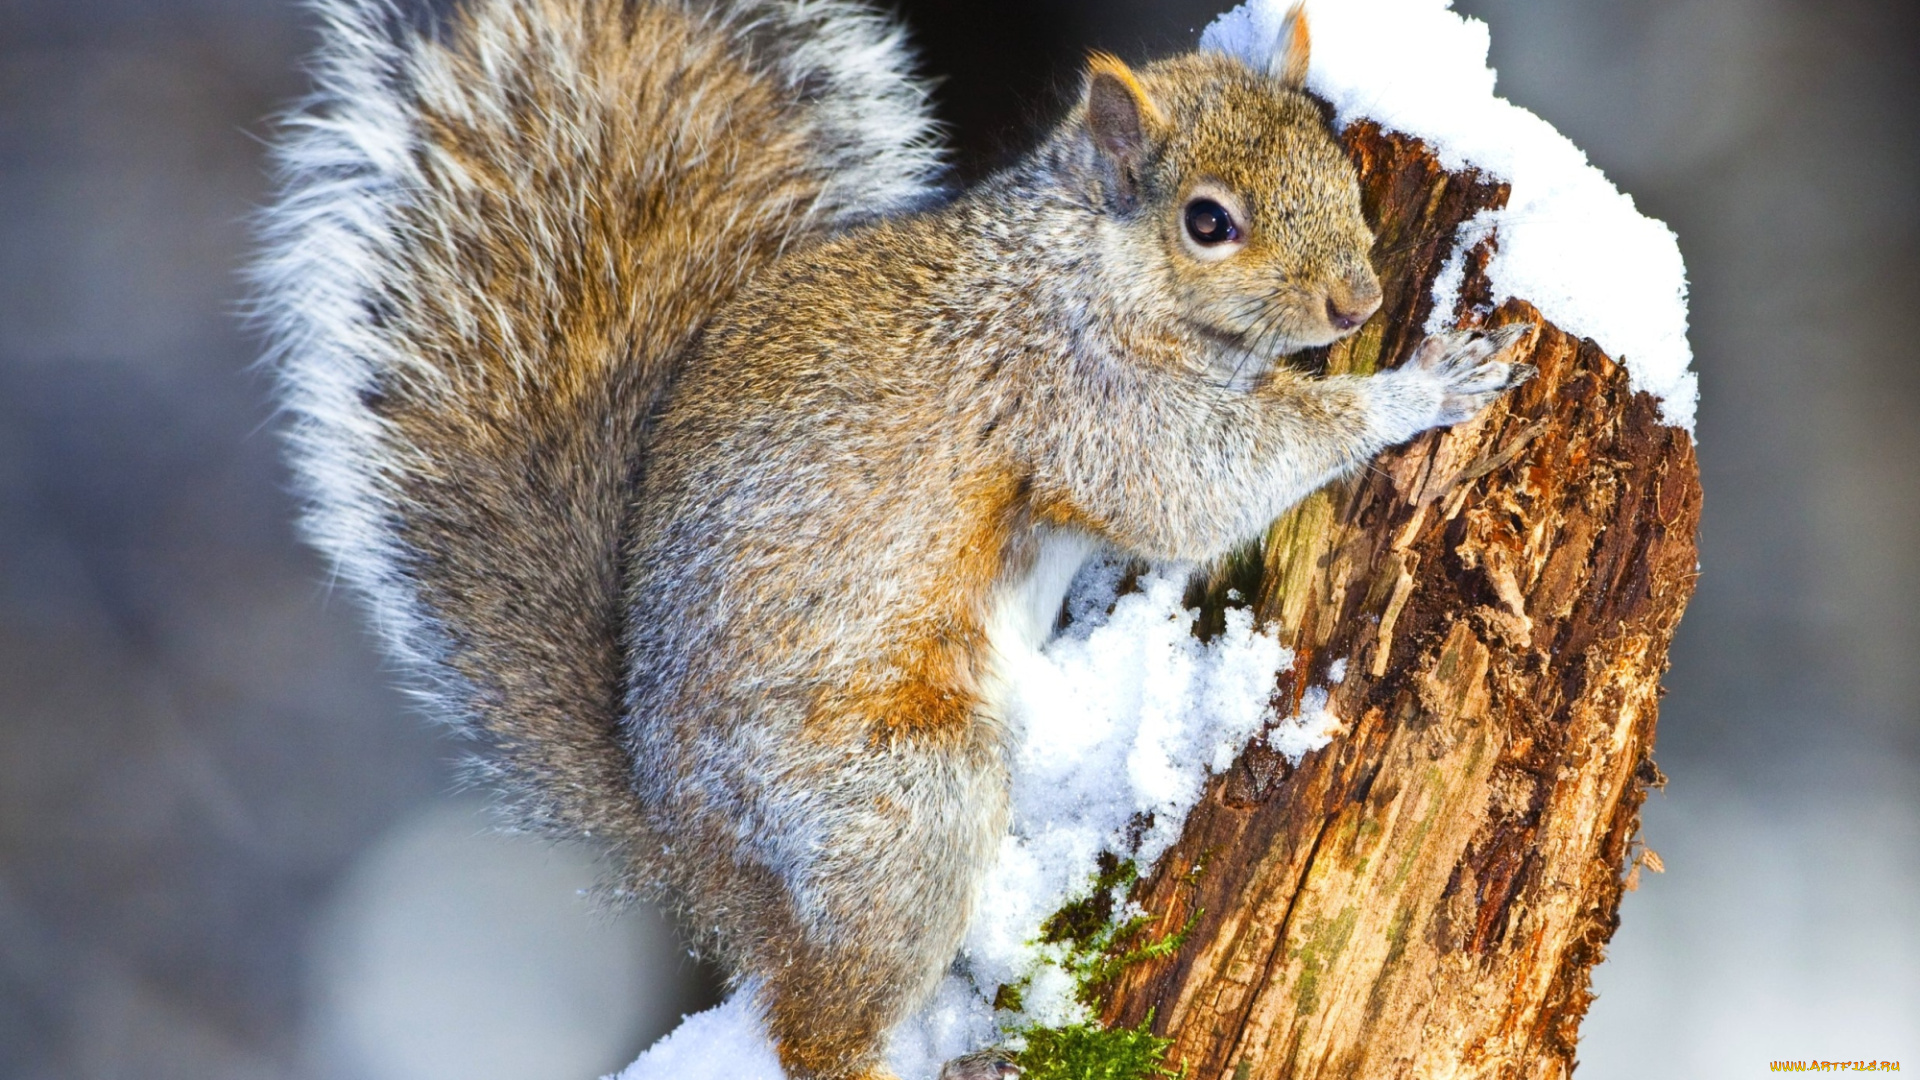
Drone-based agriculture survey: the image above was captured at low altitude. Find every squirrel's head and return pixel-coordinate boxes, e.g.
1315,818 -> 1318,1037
1060,9 -> 1381,371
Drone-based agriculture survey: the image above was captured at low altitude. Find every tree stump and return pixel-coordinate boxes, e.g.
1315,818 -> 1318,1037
1100,122 -> 1702,1078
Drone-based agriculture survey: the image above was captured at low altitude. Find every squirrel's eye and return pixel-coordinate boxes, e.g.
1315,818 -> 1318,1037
1184,199 -> 1240,246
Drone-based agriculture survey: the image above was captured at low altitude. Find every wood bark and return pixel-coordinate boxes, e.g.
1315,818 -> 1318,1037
1100,123 -> 1702,1078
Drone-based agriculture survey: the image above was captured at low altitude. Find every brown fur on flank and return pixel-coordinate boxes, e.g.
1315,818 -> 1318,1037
260,1 -> 1529,1077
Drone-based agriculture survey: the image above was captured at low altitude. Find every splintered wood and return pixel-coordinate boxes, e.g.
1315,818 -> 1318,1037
1103,123 -> 1702,1079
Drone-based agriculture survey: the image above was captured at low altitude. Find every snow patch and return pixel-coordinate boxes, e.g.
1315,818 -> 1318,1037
893,559 -> 1302,1073
1204,0 -> 1697,430
606,995 -> 782,1080
895,560 -> 1295,1073
1269,684 -> 1344,761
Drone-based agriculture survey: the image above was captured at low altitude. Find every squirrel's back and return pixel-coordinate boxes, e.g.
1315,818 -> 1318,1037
256,0 -> 940,881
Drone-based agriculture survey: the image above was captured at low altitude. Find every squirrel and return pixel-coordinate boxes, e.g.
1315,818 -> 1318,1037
257,0 -> 1532,1077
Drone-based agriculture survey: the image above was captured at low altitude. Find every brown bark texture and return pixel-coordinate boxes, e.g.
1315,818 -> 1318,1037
1098,123 -> 1702,1078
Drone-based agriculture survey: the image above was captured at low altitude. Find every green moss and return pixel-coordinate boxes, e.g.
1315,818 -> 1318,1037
1035,856 -> 1197,1008
1291,905 -> 1360,1016
1039,854 -> 1138,948
982,860 -> 1203,1079
1181,850 -> 1214,887
992,982 -> 1026,1014
1388,769 -> 1447,894
1183,540 -> 1267,642
1381,902 -> 1414,970
1011,1017 -> 1183,1080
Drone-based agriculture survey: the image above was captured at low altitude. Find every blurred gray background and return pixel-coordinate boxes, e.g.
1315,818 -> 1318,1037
0,0 -> 1913,1076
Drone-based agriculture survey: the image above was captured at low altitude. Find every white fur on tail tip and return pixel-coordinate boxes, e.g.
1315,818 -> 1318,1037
253,0 -> 436,671
764,0 -> 945,218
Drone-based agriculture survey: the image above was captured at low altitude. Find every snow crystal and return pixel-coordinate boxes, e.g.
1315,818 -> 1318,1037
1204,0 -> 1697,430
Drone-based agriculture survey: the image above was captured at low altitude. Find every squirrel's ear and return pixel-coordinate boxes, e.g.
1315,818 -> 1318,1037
1085,52 -> 1162,159
1084,53 -> 1163,210
1270,2 -> 1311,87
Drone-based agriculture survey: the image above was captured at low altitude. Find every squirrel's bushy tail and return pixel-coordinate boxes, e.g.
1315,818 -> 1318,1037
257,0 -> 939,880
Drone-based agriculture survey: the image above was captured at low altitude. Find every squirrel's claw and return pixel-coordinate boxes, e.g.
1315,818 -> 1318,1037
1405,322 -> 1538,428
1412,322 -> 1536,371
1484,321 -> 1536,352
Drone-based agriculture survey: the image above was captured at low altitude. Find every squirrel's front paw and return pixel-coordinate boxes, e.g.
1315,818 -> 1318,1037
1407,323 -> 1536,427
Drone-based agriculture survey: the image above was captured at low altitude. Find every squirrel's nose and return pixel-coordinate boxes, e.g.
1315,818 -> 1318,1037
1326,299 -> 1365,331
1325,278 -> 1383,332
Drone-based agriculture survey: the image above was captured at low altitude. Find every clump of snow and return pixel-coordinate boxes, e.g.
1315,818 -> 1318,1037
894,560 -> 1297,1072
1204,0 -> 1697,430
607,994 -> 782,1080
1269,685 -> 1345,761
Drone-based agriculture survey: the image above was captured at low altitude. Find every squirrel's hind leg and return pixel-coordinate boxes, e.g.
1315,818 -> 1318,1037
758,855 -> 972,1080
766,966 -> 903,1080
745,731 -> 1011,1080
